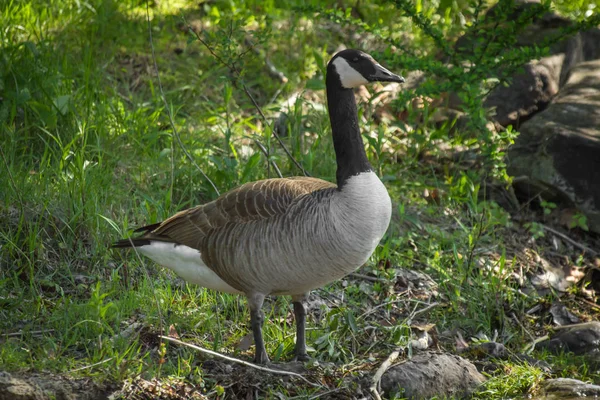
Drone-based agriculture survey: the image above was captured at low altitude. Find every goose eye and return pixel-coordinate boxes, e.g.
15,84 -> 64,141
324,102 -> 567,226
352,57 -> 359,62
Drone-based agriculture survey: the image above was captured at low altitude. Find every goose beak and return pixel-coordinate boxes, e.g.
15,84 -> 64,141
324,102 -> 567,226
370,63 -> 405,83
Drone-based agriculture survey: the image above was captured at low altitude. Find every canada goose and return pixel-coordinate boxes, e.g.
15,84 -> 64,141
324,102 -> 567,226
113,49 -> 404,364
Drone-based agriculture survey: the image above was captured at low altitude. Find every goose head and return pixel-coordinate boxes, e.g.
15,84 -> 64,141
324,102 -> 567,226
328,49 -> 405,89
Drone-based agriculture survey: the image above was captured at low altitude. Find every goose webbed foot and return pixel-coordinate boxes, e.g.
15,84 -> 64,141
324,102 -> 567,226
292,352 -> 311,362
253,347 -> 270,364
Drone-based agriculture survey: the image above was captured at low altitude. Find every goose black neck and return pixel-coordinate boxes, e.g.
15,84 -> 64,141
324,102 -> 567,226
326,71 -> 372,189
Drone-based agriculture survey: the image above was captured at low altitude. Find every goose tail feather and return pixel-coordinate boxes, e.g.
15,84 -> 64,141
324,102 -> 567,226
111,238 -> 152,248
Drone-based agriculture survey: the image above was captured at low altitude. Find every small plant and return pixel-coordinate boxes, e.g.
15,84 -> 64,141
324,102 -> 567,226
313,307 -> 362,362
569,212 -> 589,231
473,362 -> 545,399
540,200 -> 557,216
525,221 -> 545,239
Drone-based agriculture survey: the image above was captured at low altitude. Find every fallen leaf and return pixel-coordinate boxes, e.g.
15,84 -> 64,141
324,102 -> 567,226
455,331 -> 469,353
168,324 -> 180,339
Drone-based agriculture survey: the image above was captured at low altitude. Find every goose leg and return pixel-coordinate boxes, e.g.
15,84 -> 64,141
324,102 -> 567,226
248,293 -> 269,364
292,293 -> 310,362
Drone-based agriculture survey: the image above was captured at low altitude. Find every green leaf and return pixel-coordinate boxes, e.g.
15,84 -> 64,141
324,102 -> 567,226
98,214 -> 122,235
346,310 -> 358,333
186,32 -> 197,44
240,152 -> 261,182
29,101 -> 57,129
23,41 -> 39,57
159,148 -> 172,158
312,49 -> 325,72
54,95 -> 71,115
17,88 -> 31,104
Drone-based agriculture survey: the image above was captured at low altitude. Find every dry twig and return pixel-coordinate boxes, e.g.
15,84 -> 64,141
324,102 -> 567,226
69,357 -> 114,373
510,312 -> 536,353
369,348 -> 403,400
358,294 -> 409,320
577,296 -> 600,311
522,335 -> 549,354
403,301 -> 440,326
288,387 -> 344,400
159,335 -> 321,387
408,302 -> 439,320
540,224 -> 598,256
2,329 -> 55,337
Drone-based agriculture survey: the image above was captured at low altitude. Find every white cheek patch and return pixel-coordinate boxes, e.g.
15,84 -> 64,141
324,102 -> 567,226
332,57 -> 369,89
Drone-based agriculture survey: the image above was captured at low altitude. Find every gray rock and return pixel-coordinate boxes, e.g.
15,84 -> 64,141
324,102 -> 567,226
507,60 -> 600,233
453,0 -> 600,128
554,27 -> 600,86
485,54 -> 563,127
537,321 -> 600,355
473,341 -> 507,359
560,32 -> 585,87
582,28 -> 600,62
0,371 -> 111,400
0,372 -> 45,400
542,378 -> 600,396
380,352 -> 485,399
549,302 -> 580,326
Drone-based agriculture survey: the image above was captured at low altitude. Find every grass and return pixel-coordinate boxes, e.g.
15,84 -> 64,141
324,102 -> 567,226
1,0 -> 599,398
472,362 -> 546,399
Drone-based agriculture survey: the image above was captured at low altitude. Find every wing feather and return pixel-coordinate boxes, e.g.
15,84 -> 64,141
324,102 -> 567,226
132,177 -> 336,250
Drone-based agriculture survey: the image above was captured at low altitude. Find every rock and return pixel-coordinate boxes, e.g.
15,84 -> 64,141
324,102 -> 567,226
561,32 -> 585,87
380,352 -> 485,399
472,342 -> 507,359
537,321 -> 600,355
507,60 -> 600,233
0,372 -> 45,400
582,28 -> 600,62
549,302 -> 580,326
0,371 -> 112,400
542,378 -> 600,396
453,0 -> 600,128
555,27 -> 600,86
484,54 -> 563,127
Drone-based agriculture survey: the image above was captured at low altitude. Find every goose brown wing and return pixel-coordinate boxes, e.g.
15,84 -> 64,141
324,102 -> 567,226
135,177 -> 336,250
